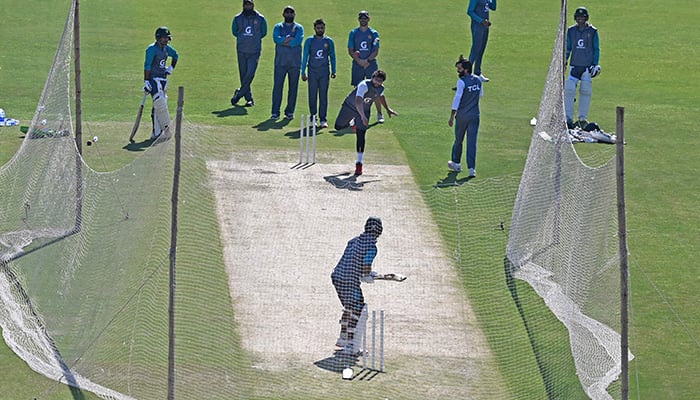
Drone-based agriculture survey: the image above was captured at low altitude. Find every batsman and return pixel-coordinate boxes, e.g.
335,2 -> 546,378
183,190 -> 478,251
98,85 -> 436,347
331,217 -> 406,356
143,26 -> 179,140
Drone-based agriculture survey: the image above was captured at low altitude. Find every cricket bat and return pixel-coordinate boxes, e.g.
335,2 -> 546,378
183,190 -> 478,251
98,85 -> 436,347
129,92 -> 148,143
375,273 -> 407,282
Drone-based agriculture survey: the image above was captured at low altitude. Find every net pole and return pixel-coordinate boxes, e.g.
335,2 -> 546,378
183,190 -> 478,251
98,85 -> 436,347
168,86 -> 184,400
73,0 -> 83,154
73,0 -> 83,231
616,106 -> 629,400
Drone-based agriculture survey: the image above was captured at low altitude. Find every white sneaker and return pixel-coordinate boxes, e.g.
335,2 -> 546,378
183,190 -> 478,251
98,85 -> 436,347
377,112 -> 385,124
478,74 -> 489,82
447,161 -> 462,173
468,168 -> 477,177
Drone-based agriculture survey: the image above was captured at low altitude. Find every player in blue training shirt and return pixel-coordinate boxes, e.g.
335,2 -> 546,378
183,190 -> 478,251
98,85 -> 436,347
231,0 -> 267,107
331,217 -> 383,354
333,70 -> 398,176
144,26 -> 179,140
448,57 -> 483,178
301,19 -> 336,129
271,6 -> 304,120
467,0 -> 496,82
347,10 -> 385,124
565,6 -> 601,128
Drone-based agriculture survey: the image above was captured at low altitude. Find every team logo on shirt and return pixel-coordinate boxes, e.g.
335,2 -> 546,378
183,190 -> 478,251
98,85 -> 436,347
244,26 -> 253,36
577,38 -> 585,49
315,49 -> 324,59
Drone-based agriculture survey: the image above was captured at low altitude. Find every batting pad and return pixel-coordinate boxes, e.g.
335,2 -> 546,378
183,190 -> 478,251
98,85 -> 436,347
153,95 -> 170,131
352,304 -> 369,352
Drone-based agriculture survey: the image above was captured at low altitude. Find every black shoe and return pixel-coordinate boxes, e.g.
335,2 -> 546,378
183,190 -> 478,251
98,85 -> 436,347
230,89 -> 241,106
245,99 -> 254,107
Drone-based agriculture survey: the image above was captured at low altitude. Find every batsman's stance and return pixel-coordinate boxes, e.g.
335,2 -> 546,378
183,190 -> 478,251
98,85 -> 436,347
331,217 -> 383,355
144,26 -> 179,140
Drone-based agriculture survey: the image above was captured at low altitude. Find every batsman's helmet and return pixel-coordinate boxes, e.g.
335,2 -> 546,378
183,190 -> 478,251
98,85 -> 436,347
574,7 -> 589,20
364,216 -> 383,236
155,26 -> 172,40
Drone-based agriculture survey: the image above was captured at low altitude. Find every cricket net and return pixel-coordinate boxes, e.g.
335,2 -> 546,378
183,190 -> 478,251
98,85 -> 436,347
505,1 -> 630,399
0,2 -> 241,399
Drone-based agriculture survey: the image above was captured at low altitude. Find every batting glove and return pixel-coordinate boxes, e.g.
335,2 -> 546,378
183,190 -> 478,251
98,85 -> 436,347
166,66 -> 174,75
143,80 -> 152,92
360,274 -> 375,284
589,65 -> 601,78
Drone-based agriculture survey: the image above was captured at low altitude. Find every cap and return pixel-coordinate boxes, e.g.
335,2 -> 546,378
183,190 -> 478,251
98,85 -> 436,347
284,5 -> 295,13
358,10 -> 369,18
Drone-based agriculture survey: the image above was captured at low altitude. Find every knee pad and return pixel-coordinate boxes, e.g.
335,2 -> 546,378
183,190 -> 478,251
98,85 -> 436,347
565,78 -> 578,97
579,80 -> 592,96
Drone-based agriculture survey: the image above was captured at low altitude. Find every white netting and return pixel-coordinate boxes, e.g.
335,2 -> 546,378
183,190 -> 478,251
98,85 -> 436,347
506,1 -> 630,399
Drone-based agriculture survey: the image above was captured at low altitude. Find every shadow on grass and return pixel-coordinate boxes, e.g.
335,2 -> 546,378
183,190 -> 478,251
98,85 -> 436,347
434,171 -> 473,187
253,117 -> 292,132
284,128 -> 326,140
211,107 -> 247,118
122,139 -> 153,152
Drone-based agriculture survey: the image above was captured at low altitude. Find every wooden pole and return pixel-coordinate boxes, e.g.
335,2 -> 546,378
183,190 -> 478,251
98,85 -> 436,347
168,86 -> 184,400
73,0 -> 82,154
616,106 -> 629,400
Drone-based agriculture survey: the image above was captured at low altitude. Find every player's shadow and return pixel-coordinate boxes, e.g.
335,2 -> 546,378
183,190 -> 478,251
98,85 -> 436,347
122,139 -> 154,152
284,127 -> 325,140
324,173 -> 380,191
314,350 -> 358,374
434,171 -> 473,188
314,350 -> 382,381
211,107 -> 247,118
253,117 -> 292,132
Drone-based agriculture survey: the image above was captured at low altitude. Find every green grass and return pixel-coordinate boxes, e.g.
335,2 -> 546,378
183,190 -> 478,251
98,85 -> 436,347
1,0 -> 699,398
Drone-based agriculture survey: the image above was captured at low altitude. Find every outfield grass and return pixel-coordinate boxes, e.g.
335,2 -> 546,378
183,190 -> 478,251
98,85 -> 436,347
1,0 -> 699,399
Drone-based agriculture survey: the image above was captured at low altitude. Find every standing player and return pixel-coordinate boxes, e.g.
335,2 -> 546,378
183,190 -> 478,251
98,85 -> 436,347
331,217 -> 383,355
301,19 -> 336,129
467,0 -> 497,82
271,5 -> 304,120
347,10 -> 384,124
231,0 -> 267,107
143,26 -> 179,140
333,70 -> 398,176
565,6 -> 600,128
448,56 -> 483,178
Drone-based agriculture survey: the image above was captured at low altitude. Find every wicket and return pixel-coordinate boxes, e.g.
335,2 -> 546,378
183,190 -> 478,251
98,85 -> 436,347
362,309 -> 384,372
297,114 -> 316,166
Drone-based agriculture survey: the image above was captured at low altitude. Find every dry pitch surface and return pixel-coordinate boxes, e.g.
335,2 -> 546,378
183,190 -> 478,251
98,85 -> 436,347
208,153 -> 506,399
